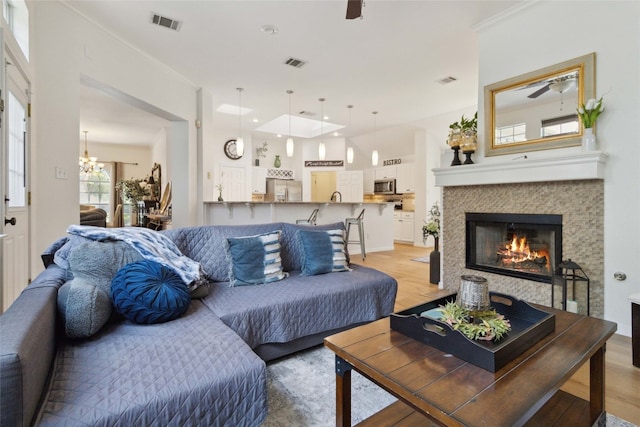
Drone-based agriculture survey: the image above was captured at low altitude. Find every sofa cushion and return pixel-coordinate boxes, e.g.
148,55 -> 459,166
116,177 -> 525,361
227,231 -> 287,286
35,301 -> 268,426
162,224 -> 283,282
297,229 -> 350,276
112,260 -> 191,324
202,265 -> 398,350
57,278 -> 113,338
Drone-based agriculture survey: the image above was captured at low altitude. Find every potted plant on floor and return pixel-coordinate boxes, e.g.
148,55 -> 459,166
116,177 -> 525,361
423,202 -> 441,285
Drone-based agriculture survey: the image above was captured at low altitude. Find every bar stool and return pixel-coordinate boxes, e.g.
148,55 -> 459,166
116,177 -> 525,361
296,208 -> 319,225
345,209 -> 366,260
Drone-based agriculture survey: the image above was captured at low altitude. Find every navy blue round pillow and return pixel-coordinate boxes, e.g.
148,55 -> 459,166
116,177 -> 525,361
111,260 -> 190,324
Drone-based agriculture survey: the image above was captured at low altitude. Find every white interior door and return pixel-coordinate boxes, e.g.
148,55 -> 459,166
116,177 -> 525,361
2,51 -> 30,312
220,165 -> 245,202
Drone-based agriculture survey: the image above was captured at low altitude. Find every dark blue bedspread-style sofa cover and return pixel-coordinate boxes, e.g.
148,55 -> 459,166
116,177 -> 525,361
0,222 -> 397,427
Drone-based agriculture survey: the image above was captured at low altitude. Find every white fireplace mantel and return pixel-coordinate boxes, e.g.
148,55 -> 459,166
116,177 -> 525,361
433,151 -> 608,187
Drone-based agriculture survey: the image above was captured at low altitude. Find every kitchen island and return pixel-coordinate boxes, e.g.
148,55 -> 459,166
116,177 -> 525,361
203,201 -> 395,254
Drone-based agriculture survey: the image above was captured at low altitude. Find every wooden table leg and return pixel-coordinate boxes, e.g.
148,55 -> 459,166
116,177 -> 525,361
335,355 -> 352,427
589,344 -> 606,426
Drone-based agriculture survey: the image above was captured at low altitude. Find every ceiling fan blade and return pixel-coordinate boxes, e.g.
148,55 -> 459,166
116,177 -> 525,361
528,84 -> 551,99
346,0 -> 363,19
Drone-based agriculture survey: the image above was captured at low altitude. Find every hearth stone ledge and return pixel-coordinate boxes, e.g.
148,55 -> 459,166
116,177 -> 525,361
434,151 -> 607,187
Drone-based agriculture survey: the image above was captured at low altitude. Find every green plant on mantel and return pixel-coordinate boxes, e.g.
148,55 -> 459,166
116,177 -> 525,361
449,112 -> 477,135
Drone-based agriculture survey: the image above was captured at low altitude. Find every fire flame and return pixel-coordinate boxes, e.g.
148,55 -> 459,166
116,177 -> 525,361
498,234 -> 549,269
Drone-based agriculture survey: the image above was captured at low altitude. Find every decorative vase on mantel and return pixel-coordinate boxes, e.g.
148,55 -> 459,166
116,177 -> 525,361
429,236 -> 440,285
274,155 -> 281,168
582,128 -> 596,151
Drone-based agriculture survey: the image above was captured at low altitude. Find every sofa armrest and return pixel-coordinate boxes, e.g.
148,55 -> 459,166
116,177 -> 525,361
0,265 -> 67,427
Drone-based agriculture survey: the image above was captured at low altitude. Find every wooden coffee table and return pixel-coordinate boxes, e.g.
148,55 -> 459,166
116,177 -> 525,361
324,301 -> 617,427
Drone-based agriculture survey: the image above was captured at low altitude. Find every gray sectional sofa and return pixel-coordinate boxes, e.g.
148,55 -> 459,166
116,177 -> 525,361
0,221 -> 397,427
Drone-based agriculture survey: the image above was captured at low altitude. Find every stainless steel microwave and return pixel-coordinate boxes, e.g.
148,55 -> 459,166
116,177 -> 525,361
374,179 -> 396,194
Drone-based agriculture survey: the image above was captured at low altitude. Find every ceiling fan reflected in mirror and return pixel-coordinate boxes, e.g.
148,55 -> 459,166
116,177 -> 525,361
346,0 -> 364,19
526,72 -> 578,99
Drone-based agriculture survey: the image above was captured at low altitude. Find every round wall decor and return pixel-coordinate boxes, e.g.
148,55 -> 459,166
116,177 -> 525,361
223,139 -> 243,160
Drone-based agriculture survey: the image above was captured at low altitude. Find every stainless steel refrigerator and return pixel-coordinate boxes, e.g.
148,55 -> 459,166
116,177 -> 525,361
265,179 -> 302,202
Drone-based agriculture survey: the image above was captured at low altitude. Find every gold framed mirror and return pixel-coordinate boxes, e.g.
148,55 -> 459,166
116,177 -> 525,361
150,163 -> 161,202
484,53 -> 595,157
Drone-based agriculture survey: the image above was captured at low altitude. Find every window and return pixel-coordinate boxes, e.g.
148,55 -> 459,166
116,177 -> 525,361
541,114 -> 579,138
3,0 -> 29,60
80,169 -> 112,221
495,123 -> 526,146
7,90 -> 25,208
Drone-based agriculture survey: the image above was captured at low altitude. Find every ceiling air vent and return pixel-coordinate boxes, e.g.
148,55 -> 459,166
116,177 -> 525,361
438,76 -> 458,84
284,57 -> 306,68
298,110 -> 315,117
151,13 -> 182,31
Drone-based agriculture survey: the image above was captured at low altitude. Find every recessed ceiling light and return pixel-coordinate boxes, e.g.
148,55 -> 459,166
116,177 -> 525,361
216,104 -> 252,115
261,24 -> 278,35
252,118 -> 259,123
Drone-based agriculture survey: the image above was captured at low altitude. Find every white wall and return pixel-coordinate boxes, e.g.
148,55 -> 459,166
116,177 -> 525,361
87,142 -> 153,180
410,107 -> 477,247
32,1 -> 198,276
476,1 -> 640,336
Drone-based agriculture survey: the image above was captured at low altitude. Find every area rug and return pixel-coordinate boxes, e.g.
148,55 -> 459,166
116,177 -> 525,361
411,256 -> 430,263
263,345 -> 637,427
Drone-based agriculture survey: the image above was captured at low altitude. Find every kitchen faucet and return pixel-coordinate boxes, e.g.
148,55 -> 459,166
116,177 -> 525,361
330,191 -> 342,202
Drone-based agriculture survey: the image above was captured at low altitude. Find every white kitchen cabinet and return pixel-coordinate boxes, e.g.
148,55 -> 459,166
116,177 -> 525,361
395,164 -> 415,194
363,168 -> 375,194
252,167 -> 268,194
337,170 -> 363,202
375,165 -> 396,180
393,211 -> 415,242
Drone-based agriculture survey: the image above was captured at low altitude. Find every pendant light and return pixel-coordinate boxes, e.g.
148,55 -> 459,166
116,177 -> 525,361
79,130 -> 104,174
371,111 -> 379,166
286,90 -> 294,157
346,105 -> 354,163
236,88 -> 245,157
318,97 -> 326,160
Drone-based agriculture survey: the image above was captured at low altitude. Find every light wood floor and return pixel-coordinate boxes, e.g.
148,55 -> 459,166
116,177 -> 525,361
351,243 -> 640,425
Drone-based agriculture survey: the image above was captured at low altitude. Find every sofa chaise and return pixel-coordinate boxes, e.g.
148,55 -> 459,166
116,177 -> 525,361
0,221 -> 397,426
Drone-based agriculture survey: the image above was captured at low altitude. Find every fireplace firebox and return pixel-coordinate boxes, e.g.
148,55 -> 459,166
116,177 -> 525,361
466,213 -> 562,283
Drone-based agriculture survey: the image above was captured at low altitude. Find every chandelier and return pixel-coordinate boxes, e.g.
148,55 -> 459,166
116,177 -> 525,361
79,130 -> 104,174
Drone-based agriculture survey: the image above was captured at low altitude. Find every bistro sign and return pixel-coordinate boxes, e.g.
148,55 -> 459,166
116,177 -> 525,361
383,158 -> 402,166
304,160 -> 345,167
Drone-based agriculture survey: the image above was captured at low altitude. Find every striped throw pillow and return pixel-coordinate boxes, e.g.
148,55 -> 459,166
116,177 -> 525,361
297,229 -> 351,276
226,231 -> 287,286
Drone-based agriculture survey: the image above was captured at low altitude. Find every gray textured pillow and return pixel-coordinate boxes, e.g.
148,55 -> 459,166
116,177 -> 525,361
57,241 -> 143,338
68,240 -> 143,295
57,278 -> 112,338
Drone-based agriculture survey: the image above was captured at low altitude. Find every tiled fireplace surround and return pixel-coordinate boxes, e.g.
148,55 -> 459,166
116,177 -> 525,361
434,152 -> 607,318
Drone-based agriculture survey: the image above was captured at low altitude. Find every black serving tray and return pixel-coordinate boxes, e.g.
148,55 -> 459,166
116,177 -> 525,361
390,292 -> 555,372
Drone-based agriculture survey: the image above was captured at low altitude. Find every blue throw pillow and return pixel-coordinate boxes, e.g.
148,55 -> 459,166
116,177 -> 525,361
226,231 -> 287,286
297,229 -> 351,276
111,260 -> 191,324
